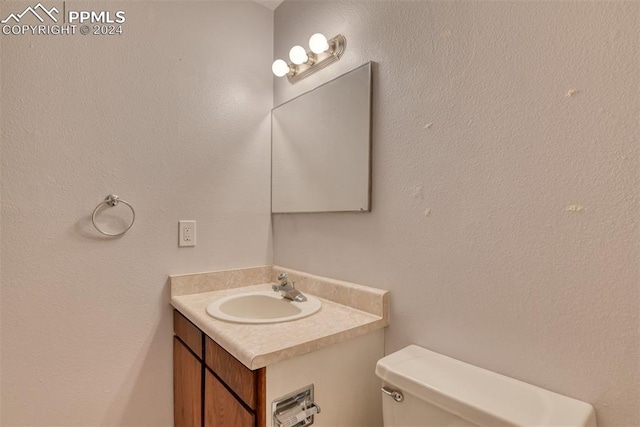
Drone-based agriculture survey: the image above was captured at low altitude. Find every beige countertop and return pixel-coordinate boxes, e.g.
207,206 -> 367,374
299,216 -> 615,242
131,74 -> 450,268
170,266 -> 389,370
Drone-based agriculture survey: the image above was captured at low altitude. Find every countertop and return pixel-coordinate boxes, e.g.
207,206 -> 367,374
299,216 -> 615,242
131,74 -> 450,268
170,266 -> 389,370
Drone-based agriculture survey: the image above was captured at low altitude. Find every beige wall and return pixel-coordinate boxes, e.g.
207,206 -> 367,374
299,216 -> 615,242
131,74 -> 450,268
273,2 -> 639,426
0,19 -> 3,425
0,1 -> 272,425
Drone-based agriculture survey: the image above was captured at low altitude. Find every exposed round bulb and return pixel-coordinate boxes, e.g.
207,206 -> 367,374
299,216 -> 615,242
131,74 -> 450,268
272,59 -> 290,77
289,45 -> 308,65
309,33 -> 329,54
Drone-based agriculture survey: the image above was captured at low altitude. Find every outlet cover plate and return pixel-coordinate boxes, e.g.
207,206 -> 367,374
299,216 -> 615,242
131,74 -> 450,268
179,220 -> 196,247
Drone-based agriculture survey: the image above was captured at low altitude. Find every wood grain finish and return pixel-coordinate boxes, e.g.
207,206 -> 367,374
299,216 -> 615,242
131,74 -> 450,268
205,336 -> 265,410
174,310 -> 203,358
255,367 -> 267,427
173,337 -> 203,427
205,370 -> 254,427
175,309 -> 266,426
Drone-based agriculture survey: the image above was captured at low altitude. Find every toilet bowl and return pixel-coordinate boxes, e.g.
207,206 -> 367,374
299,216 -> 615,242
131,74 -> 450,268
375,345 -> 596,427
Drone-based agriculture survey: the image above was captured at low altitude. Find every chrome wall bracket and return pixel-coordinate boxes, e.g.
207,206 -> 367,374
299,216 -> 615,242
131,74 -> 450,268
272,384 -> 321,427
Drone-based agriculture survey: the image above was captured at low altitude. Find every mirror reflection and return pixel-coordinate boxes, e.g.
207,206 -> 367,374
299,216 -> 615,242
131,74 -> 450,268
271,62 -> 372,213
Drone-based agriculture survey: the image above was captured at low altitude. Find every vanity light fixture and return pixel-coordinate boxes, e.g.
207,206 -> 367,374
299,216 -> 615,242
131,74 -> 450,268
271,33 -> 346,84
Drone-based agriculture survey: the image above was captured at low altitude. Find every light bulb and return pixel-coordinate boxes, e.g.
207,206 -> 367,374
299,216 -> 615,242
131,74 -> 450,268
309,33 -> 329,54
272,59 -> 290,77
289,45 -> 308,65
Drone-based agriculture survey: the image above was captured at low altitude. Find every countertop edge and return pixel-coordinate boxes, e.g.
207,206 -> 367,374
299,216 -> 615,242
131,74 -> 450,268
171,296 -> 260,366
170,290 -> 388,370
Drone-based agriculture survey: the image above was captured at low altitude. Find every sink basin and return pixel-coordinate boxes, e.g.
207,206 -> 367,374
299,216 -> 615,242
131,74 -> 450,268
206,291 -> 322,324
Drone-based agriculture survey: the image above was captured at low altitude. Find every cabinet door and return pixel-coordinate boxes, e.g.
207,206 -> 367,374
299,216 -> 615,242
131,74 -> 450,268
205,369 -> 255,427
174,337 -> 203,427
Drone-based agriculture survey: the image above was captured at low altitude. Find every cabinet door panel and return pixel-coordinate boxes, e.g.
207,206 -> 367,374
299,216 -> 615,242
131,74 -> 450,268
205,336 -> 262,409
174,310 -> 203,357
174,337 -> 203,427
205,370 -> 254,427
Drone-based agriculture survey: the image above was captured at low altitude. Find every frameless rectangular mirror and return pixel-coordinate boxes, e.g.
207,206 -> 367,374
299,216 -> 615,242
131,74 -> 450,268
271,62 -> 372,213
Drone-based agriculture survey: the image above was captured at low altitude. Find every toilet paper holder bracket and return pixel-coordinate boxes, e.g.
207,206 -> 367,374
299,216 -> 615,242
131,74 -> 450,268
272,384 -> 321,427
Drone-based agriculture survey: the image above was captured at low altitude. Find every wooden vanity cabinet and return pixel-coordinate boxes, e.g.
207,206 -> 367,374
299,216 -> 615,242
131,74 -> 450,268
173,310 -> 203,427
173,310 -> 266,427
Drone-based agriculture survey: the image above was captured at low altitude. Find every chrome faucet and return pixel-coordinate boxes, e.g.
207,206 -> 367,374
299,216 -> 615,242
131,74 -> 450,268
272,272 -> 307,302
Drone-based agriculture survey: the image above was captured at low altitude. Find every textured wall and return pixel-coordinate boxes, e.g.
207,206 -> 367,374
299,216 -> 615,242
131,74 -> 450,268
273,2 -> 639,426
0,1 -> 272,425
0,22 -> 3,426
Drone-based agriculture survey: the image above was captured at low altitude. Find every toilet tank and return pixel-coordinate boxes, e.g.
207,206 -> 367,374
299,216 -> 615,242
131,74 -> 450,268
375,345 -> 597,427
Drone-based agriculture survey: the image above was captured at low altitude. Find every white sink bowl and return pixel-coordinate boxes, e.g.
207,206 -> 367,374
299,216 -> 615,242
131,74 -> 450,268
206,291 -> 322,324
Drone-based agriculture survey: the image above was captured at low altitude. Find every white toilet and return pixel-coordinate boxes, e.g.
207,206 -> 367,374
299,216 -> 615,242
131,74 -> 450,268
376,345 -> 597,427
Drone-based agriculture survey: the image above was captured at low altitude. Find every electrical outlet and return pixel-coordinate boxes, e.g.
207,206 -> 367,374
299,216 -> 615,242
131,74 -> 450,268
179,220 -> 196,247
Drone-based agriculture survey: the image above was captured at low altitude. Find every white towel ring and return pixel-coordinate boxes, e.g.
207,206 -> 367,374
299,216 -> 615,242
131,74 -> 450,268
92,194 -> 136,237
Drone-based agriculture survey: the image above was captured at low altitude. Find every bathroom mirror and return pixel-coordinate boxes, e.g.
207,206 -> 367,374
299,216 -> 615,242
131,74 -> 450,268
271,62 -> 372,213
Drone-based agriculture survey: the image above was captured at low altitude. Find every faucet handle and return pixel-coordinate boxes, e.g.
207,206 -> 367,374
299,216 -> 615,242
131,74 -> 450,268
277,272 -> 288,281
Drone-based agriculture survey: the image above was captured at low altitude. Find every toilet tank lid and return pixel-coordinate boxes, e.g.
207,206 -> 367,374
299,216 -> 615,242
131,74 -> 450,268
375,345 -> 596,427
